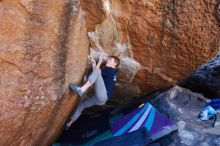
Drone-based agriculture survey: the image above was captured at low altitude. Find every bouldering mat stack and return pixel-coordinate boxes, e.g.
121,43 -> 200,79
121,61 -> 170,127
53,102 -> 177,146
94,103 -> 177,146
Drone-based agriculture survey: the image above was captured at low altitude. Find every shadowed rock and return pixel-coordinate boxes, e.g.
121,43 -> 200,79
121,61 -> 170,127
179,54 -> 220,98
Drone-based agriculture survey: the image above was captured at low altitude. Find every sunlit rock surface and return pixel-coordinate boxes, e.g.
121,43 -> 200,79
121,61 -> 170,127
0,0 -> 89,145
83,0 -> 220,101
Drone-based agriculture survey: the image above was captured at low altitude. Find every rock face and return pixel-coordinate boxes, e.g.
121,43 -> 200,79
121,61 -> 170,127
153,86 -> 220,146
0,0 -> 89,145
179,54 -> 220,98
83,0 -> 220,102
0,0 -> 220,145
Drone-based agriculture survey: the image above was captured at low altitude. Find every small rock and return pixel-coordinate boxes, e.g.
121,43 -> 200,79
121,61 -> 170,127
214,137 -> 220,145
200,142 -> 209,146
179,130 -> 195,145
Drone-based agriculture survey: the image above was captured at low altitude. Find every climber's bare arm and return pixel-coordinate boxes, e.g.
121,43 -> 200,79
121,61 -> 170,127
89,55 -> 96,69
95,54 -> 103,70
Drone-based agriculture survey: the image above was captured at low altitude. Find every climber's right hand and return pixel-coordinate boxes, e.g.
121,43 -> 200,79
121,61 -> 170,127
98,53 -> 104,64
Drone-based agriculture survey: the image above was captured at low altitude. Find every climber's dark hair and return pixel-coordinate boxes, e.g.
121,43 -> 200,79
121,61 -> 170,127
109,55 -> 120,68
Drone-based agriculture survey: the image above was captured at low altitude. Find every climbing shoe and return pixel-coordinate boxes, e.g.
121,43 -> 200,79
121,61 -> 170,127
64,123 -> 71,131
69,84 -> 84,97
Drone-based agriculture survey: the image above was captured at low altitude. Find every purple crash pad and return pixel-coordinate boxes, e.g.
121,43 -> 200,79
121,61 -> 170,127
110,102 -> 177,141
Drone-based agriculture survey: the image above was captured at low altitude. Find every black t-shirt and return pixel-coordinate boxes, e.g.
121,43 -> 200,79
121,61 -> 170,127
101,67 -> 117,98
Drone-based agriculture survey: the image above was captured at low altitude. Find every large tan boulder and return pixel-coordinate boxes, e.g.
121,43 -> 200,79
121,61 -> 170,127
83,0 -> 220,103
0,0 -> 88,145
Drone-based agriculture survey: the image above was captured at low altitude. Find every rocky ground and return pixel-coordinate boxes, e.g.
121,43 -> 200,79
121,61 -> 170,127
152,86 -> 220,146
